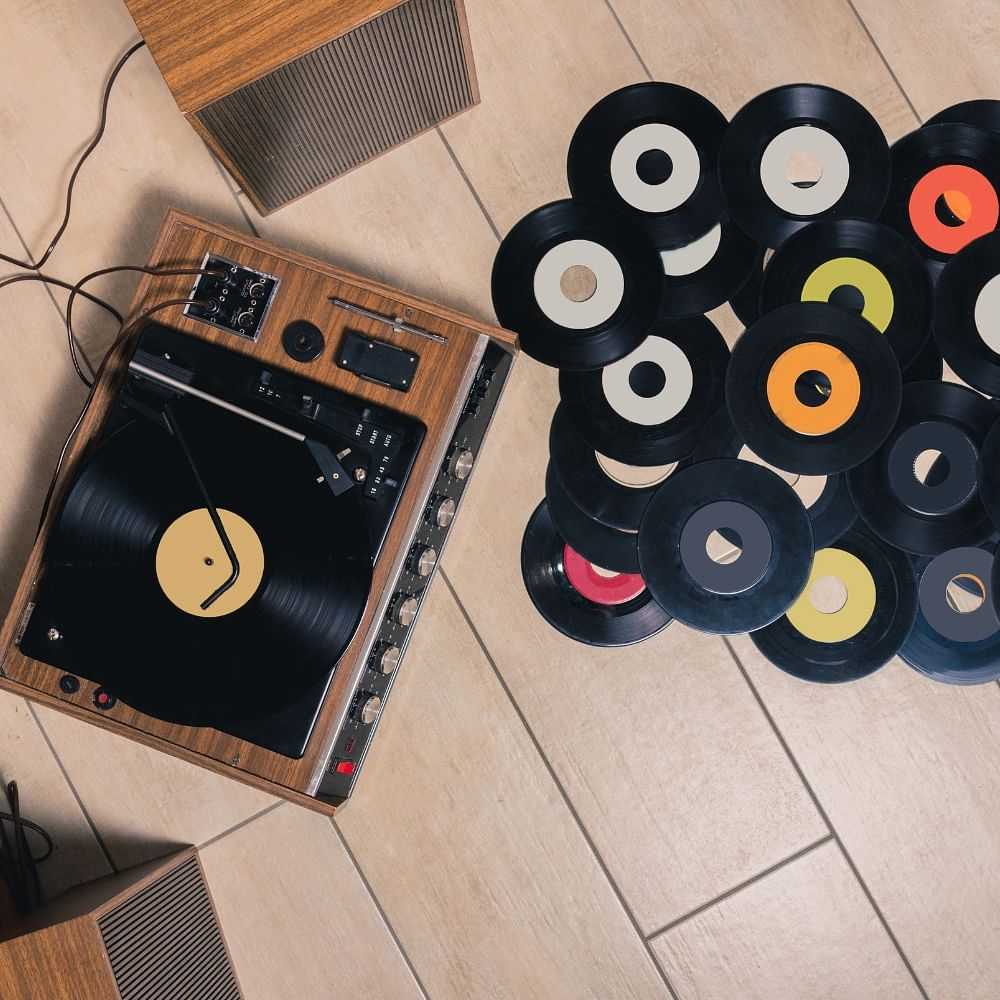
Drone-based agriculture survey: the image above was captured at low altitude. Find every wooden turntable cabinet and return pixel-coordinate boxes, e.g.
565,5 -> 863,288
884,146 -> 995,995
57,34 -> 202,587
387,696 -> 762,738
0,210 -> 516,814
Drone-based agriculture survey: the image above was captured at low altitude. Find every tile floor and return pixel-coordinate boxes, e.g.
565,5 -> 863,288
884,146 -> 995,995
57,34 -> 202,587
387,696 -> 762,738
0,1 -> 999,997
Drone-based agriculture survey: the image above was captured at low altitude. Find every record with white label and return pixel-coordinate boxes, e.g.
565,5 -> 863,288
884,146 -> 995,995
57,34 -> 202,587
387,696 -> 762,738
568,82 -> 728,246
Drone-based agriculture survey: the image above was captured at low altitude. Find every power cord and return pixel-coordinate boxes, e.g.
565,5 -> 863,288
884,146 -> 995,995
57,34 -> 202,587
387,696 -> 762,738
0,781 -> 53,917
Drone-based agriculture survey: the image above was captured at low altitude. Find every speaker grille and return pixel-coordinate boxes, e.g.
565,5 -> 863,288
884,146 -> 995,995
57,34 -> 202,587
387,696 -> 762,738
99,856 -> 242,1000
196,0 -> 476,214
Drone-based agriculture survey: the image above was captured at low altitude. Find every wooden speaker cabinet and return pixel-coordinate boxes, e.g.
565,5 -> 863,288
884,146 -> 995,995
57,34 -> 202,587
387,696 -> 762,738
0,848 -> 242,1000
122,0 -> 480,214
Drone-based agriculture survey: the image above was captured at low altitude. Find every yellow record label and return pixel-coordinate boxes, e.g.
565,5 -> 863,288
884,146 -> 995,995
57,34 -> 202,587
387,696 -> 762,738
786,547 -> 877,643
801,256 -> 894,333
156,508 -> 265,618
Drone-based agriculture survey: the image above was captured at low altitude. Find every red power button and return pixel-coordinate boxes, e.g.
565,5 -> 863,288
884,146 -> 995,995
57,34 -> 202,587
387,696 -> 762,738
334,760 -> 355,775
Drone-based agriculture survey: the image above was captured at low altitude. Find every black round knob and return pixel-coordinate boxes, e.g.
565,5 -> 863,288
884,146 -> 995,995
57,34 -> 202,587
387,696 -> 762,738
93,688 -> 116,711
59,675 -> 80,695
282,320 -> 325,362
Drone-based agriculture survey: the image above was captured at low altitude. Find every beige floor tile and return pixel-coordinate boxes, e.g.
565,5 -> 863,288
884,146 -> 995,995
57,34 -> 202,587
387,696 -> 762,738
439,0 -> 648,234
336,577 -> 670,1000
238,130 -> 498,325
200,805 -> 423,1000
851,0 -> 1000,121
651,841 -> 920,1000
730,638 -> 1000,998
441,356 -> 826,933
0,690 -> 111,899
610,0 -> 916,140
0,0 -> 244,356
33,704 -> 276,871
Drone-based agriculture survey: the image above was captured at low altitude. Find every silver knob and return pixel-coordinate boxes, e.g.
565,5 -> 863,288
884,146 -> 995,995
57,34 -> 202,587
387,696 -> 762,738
396,595 -> 419,627
434,497 -> 456,528
360,696 -> 381,725
415,546 -> 438,578
448,448 -> 474,480
379,644 -> 401,675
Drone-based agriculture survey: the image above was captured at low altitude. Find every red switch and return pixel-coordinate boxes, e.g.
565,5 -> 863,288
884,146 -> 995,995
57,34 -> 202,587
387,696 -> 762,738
334,760 -> 355,775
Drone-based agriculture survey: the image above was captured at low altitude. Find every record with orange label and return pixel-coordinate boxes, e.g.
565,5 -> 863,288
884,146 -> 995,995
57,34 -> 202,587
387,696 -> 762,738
725,302 -> 901,475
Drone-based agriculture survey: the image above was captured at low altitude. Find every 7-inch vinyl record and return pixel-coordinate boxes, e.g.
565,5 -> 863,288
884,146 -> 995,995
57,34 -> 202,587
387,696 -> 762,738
19,395 -> 372,731
658,217 -> 760,319
934,230 -> 1000,396
726,301 -> 902,475
568,82 -> 728,246
760,218 -> 932,372
751,528 -> 917,683
978,418 -> 1000,534
548,402 -> 741,531
904,339 -> 944,382
637,458 -> 814,634
880,123 -> 1000,270
558,315 -> 730,465
718,84 -> 891,247
848,380 -> 996,554
491,199 -> 662,370
729,247 -> 768,328
521,500 -> 671,646
902,543 -> 1000,684
926,100 -> 1000,133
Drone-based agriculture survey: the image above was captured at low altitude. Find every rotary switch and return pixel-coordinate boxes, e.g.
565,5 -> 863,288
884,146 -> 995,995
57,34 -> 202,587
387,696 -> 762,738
360,696 -> 381,726
447,447 -> 474,480
377,644 -> 401,675
392,594 -> 419,627
409,545 -> 438,578
427,495 -> 456,528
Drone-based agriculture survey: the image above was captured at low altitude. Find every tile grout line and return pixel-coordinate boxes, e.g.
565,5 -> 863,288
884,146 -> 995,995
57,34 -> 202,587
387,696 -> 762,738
197,800 -> 286,852
720,638 -> 931,1000
843,0 -> 923,124
329,817 -> 433,1000
604,0 -> 653,80
435,127 -> 503,242
440,570 -> 681,1000
644,834 -> 834,941
24,700 -> 119,874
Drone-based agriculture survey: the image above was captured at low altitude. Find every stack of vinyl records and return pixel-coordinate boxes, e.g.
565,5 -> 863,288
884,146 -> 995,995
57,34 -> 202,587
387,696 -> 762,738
494,82 -> 1000,685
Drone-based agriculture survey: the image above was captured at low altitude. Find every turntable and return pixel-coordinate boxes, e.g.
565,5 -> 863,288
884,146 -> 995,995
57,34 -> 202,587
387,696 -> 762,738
0,211 -> 516,812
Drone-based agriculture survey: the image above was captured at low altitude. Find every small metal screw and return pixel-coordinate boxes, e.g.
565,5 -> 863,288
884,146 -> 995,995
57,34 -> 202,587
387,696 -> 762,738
332,472 -> 340,480
368,343 -> 375,350
353,467 -> 367,483
47,627 -> 61,641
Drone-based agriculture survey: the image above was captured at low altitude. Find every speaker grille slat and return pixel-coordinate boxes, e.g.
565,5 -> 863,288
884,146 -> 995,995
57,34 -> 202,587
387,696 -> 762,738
99,857 -> 242,1000
196,0 -> 475,213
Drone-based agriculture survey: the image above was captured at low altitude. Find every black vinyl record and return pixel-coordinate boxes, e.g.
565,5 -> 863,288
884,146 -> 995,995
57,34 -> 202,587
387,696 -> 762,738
491,199 -> 662,370
637,458 -> 814,634
799,472 -> 858,549
658,217 -> 760,318
880,123 -> 1000,272
751,528 -> 917,683
934,231 -> 1000,396
19,396 -> 372,731
718,84 -> 891,247
729,246 -> 768,328
902,543 -> 1000,684
979,417 -> 1000,533
725,301 -> 902,475
558,315 -> 730,465
567,82 -> 728,246
848,380 -> 996,554
548,402 -> 741,532
521,500 -> 671,646
545,464 -> 640,573
760,218 -> 932,372
905,338 -> 944,382
926,100 -> 1000,133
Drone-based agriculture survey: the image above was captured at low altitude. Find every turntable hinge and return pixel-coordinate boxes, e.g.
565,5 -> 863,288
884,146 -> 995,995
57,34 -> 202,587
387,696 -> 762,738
13,602 -> 35,647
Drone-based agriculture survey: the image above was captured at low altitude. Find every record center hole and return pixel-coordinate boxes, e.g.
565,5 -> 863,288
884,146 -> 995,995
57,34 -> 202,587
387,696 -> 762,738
828,284 -> 865,314
560,265 -> 598,303
809,575 -> 849,614
947,573 -> 986,613
935,189 -> 973,227
629,360 -> 667,398
785,149 -> 823,189
706,529 -> 743,565
636,148 -> 673,185
794,370 -> 833,407
914,449 -> 950,486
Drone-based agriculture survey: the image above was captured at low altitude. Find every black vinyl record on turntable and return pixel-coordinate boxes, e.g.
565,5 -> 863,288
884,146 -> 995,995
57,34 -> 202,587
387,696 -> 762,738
558,314 -> 730,465
760,218 -> 932,372
718,84 -> 891,247
491,199 -> 662,371
567,82 -> 728,247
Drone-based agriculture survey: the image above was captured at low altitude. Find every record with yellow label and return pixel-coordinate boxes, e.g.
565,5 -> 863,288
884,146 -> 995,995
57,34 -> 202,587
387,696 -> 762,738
761,219 -> 931,372
751,528 -> 917,682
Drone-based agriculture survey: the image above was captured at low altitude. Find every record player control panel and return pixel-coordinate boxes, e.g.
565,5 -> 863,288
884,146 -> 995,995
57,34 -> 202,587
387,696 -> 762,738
318,341 -> 513,803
